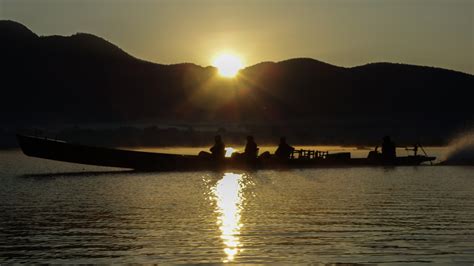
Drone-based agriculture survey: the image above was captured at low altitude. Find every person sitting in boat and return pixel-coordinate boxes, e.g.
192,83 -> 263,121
210,135 -> 226,159
275,137 -> 295,159
382,136 -> 396,160
243,135 -> 259,159
368,145 -> 381,159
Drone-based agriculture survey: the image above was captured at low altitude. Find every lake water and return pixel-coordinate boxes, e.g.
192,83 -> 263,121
1,149 -> 473,263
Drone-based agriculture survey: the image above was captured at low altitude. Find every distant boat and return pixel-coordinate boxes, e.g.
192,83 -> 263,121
17,134 -> 436,171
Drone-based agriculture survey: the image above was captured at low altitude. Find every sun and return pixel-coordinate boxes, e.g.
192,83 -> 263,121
212,53 -> 244,78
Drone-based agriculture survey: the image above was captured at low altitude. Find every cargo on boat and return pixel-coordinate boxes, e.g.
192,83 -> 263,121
16,134 -> 436,171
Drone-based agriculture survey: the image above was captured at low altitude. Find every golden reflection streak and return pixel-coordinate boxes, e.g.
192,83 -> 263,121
212,172 -> 245,262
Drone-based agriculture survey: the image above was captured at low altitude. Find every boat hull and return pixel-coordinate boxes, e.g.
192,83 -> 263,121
17,134 -> 204,171
17,134 -> 436,171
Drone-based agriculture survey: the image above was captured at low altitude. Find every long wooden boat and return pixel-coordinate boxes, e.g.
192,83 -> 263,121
17,134 -> 436,171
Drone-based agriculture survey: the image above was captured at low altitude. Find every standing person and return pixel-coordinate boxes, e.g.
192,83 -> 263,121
244,136 -> 259,159
275,137 -> 295,159
210,135 -> 225,160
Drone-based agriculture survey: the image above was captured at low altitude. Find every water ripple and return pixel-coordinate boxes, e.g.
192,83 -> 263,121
1,151 -> 473,263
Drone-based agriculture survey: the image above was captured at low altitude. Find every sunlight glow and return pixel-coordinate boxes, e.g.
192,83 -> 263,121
212,173 -> 245,262
212,53 -> 244,77
225,147 -> 236,158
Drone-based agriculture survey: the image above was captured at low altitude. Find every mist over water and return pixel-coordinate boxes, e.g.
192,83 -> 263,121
443,130 -> 474,165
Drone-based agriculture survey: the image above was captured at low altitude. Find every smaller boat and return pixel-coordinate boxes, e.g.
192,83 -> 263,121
16,134 -> 436,171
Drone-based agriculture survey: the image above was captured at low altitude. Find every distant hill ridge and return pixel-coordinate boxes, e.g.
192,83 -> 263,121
0,20 -> 38,39
1,20 -> 473,142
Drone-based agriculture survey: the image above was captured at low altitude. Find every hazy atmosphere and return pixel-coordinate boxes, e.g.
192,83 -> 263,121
1,0 -> 473,73
1,1 -> 474,264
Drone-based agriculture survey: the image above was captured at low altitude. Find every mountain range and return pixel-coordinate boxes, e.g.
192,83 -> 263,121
1,20 -> 473,145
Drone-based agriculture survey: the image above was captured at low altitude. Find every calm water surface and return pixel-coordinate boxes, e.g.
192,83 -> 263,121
1,149 -> 473,263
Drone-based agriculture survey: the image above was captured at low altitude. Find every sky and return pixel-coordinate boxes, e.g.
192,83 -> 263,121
1,0 -> 473,74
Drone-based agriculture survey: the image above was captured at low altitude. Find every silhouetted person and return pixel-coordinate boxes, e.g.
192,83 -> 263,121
368,145 -> 380,159
244,136 -> 259,159
210,135 -> 225,159
382,136 -> 396,160
413,144 -> 418,156
275,137 -> 295,159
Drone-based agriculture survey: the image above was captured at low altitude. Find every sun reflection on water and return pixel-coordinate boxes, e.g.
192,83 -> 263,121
212,172 -> 245,262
